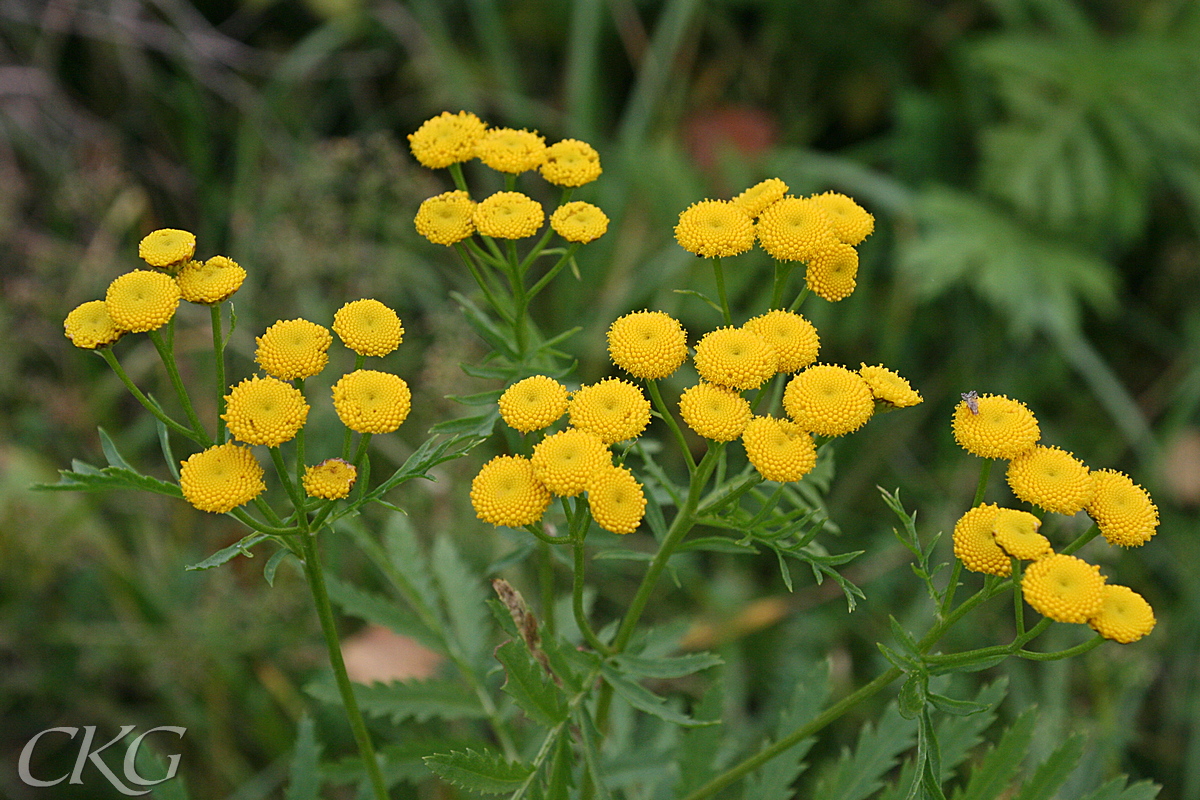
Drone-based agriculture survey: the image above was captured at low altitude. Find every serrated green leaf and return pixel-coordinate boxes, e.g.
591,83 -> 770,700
323,573 -> 445,655
494,640 -> 568,726
744,661 -> 829,800
1077,777 -> 1160,800
131,736 -> 190,800
611,652 -> 723,679
599,663 -> 714,728
306,678 -> 486,723
1012,735 -> 1084,800
815,704 -> 915,800
675,678 -> 726,796
424,748 -> 533,795
544,725 -> 575,800
958,708 -> 1036,800
928,692 -> 989,717
432,533 -> 490,667
98,426 -> 135,471
899,676 -> 926,720
453,291 -> 519,358
890,616 -> 922,659
430,412 -> 499,436
676,536 -> 758,554
184,533 -> 268,571
285,715 -> 322,800
33,463 -> 184,498
446,389 -> 505,407
575,707 -> 614,800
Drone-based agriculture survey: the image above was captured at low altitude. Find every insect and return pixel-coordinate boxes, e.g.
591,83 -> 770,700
960,391 -> 980,415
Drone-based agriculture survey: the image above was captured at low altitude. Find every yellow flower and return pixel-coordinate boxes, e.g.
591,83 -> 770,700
805,242 -> 859,302
1088,584 -> 1155,643
473,191 -> 544,239
302,458 -> 357,500
550,201 -> 609,243
1021,553 -> 1105,624
732,178 -> 788,218
471,455 -> 552,527
530,428 -> 611,497
138,228 -> 196,268
569,378 -> 651,444
679,382 -> 751,442
587,464 -> 646,534
408,111 -> 487,169
255,319 -> 333,380
756,197 -> 839,262
176,256 -> 246,304
952,503 -> 1009,576
742,310 -> 819,373
331,370 -> 412,434
540,139 -> 602,187
105,270 -> 181,333
741,416 -> 817,483
499,375 -> 569,433
952,394 -> 1040,460
1006,445 -> 1092,516
333,299 -> 404,357
782,364 -> 874,437
808,191 -> 874,245
674,200 -> 755,258
1087,469 -> 1158,547
607,310 -> 688,380
991,508 -> 1053,561
693,327 -> 778,390
475,127 -> 546,174
223,376 -> 310,446
179,442 -> 265,513
858,364 -> 922,408
415,191 -> 475,246
64,300 -> 124,349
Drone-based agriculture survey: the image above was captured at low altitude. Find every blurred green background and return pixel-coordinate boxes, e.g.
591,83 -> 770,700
2,0 -> 1199,797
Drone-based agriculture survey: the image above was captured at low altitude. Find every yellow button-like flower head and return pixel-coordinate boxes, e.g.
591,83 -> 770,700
674,200 -> 755,258
587,464 -> 646,534
607,311 -> 688,380
1022,553 -> 1105,623
679,382 -> 751,442
1088,584 -> 1155,643
139,228 -> 196,267
732,178 -> 788,218
530,428 -> 611,497
176,256 -> 246,304
694,327 -> 778,391
499,375 -> 569,434
569,378 -> 651,444
223,376 -> 310,446
333,299 -> 404,357
474,191 -> 544,239
1087,469 -> 1158,547
952,394 -> 1040,460
408,111 -> 487,169
105,270 -> 181,333
179,442 -> 265,513
741,416 -> 817,483
991,508 -> 1053,561
783,364 -> 874,437
256,319 -> 333,380
302,458 -> 357,500
475,128 -> 546,174
742,310 -> 819,373
331,370 -> 412,434
415,190 -> 475,246
1006,445 -> 1092,516
540,139 -> 602,187
808,191 -> 874,245
952,503 -> 1009,576
64,300 -> 124,349
805,242 -> 859,302
471,455 -> 552,527
756,197 -> 839,262
550,201 -> 609,244
859,364 -> 923,408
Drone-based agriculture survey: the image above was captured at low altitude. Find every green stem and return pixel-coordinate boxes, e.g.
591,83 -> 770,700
463,237 -> 509,270
1060,523 -> 1100,555
526,243 -> 581,301
270,447 -> 306,516
352,433 -> 373,504
1012,558 -> 1025,636
569,499 -> 611,654
455,243 -> 514,324
294,378 -> 307,485
1018,634 -> 1103,661
697,470 -> 761,515
447,161 -> 469,193
211,304 -> 228,444
712,257 -> 732,325
518,225 -> 556,277
97,348 -> 206,446
788,286 -> 810,312
646,379 -> 696,472
525,522 -> 569,546
972,459 -> 994,507
539,541 -> 557,640
769,261 -> 793,309
148,328 -> 211,445
227,507 -> 299,536
943,459 -> 995,615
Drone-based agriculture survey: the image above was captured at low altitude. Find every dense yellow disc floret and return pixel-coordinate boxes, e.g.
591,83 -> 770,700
64,300 -> 124,349
473,192 -> 544,239
742,310 -> 819,373
333,299 -> 404,357
679,383 -> 752,442
223,376 -> 310,447
805,242 -> 859,302
550,201 -> 609,244
808,191 -> 874,246
1006,445 -> 1092,516
694,328 -> 778,390
952,504 -> 1009,576
302,458 -> 357,500
407,111 -> 487,169
415,191 -> 476,246
859,364 -> 923,408
255,319 -> 333,380
530,428 -> 611,497
756,197 -> 839,263
741,416 -> 817,483
783,364 -> 875,437
105,270 -> 181,333
952,394 -> 1040,460
1087,469 -> 1159,547
499,376 -> 569,433
176,256 -> 246,304
1088,584 -> 1155,643
1021,553 -> 1105,623
331,370 -> 411,434
732,178 -> 788,218
991,508 -> 1053,560
475,127 -> 546,174
471,455 -> 552,527
540,139 -> 602,187
587,464 -> 647,534
139,228 -> 196,267
179,442 -> 265,513
607,311 -> 688,380
569,378 -> 651,444
674,200 -> 756,258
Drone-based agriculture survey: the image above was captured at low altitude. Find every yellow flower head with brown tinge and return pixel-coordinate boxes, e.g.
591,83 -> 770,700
674,200 -> 755,258
569,378 -> 651,444
756,197 -> 839,263
587,464 -> 646,534
256,319 -> 333,381
693,327 -> 778,391
105,270 -> 181,333
331,370 -> 411,434
1088,584 -> 1155,643
859,364 -> 922,408
530,428 -> 610,497
471,455 -> 552,528
302,458 -> 357,500
333,299 -> 404,357
223,376 -> 310,447
139,228 -> 196,268
179,442 -> 265,513
64,300 -> 124,349
952,503 -> 1009,576
991,508 -> 1052,561
1087,469 -> 1159,547
741,416 -> 817,483
499,375 -> 569,434
952,394 -> 1040,460
550,201 -> 609,244
808,191 -> 874,246
742,310 -> 819,373
732,178 -> 788,218
177,256 -> 246,304
540,139 -> 602,187
1021,553 -> 1105,624
474,192 -> 544,239
783,364 -> 874,437
1006,445 -> 1092,516
408,111 -> 487,169
679,383 -> 751,442
415,191 -> 476,246
805,242 -> 859,302
475,127 -> 546,174
607,311 -> 688,380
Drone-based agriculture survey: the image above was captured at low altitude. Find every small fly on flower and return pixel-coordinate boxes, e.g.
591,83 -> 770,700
961,391 -> 980,415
